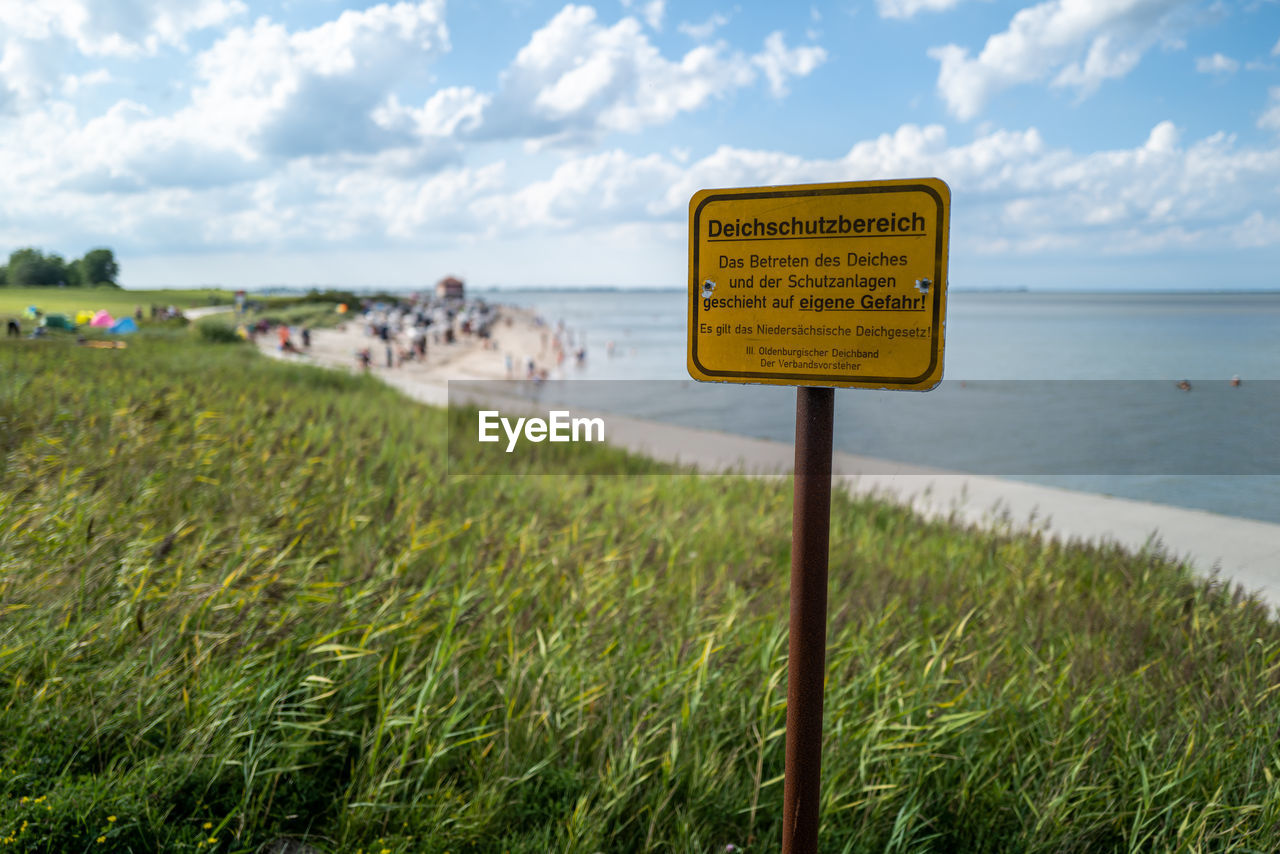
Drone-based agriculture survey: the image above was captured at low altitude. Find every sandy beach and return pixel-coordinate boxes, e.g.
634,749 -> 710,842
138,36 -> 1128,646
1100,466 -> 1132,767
255,304 -> 1280,610
261,303 -> 546,385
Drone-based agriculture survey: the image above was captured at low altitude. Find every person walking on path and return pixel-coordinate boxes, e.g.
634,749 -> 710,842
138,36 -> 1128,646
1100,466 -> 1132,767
278,324 -> 301,354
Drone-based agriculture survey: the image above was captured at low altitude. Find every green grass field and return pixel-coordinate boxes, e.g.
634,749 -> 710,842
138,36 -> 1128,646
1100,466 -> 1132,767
0,286 -> 232,321
1,330 -> 1279,852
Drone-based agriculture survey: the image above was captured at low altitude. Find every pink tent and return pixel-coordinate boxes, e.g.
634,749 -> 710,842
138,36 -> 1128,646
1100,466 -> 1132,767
89,310 -> 115,328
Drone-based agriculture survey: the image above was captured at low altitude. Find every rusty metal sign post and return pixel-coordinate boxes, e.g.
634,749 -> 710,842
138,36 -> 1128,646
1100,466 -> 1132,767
784,385 -> 835,853
686,178 -> 950,853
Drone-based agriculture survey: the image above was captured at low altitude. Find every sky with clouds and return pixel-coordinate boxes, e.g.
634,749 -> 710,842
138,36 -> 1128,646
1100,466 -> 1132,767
2,0 -> 1279,289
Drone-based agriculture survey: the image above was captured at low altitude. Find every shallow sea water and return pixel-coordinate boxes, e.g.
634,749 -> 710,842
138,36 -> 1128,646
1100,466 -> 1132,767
482,289 -> 1280,524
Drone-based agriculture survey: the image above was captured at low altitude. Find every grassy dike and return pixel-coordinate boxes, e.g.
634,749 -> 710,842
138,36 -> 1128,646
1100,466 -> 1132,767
0,288 -> 232,321
1,331 -> 1279,853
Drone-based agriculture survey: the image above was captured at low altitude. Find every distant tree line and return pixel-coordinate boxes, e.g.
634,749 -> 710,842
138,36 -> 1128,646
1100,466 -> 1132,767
0,247 -> 120,287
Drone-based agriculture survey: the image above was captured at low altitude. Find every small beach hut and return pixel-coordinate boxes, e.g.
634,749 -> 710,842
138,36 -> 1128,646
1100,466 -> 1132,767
90,310 -> 115,327
435,276 -> 465,300
108,317 -> 138,334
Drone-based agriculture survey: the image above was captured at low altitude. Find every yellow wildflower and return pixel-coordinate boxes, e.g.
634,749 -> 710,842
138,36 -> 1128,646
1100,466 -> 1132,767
203,822 -> 213,829
107,816 -> 117,823
97,837 -> 106,843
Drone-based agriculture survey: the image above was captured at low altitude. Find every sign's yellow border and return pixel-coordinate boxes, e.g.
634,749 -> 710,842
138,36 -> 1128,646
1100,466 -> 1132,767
688,178 -> 949,389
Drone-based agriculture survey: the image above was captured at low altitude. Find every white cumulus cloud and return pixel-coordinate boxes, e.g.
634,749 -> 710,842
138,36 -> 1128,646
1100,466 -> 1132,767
474,150 -> 681,230
877,0 -> 974,19
374,87 -> 491,138
7,106 -> 1280,272
1261,87 -> 1280,133
500,121 -> 1280,263
0,0 -> 246,57
930,0 -> 1197,120
1195,52 -> 1239,74
619,0 -> 665,30
0,0 -> 455,216
189,1 -> 450,158
678,12 -> 730,40
6,2 -> 1279,277
477,5 -> 825,144
642,0 -> 665,31
753,31 -> 828,97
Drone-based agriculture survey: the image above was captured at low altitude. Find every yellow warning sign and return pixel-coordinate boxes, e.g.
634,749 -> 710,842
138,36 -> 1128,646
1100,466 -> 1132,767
688,178 -> 949,390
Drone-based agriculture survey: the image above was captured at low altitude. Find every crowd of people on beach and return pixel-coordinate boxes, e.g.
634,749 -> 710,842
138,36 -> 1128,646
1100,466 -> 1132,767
351,294 -> 500,372
511,317 -> 588,381
150,304 -> 186,321
324,293 -> 595,383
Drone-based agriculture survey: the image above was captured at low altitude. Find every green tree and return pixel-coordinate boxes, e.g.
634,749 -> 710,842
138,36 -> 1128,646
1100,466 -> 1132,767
7,248 -> 41,285
2,247 -> 120,286
79,247 -> 120,286
7,248 -> 69,286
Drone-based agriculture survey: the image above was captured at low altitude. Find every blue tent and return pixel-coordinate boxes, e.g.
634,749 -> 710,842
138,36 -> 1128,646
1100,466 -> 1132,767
108,316 -> 138,334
